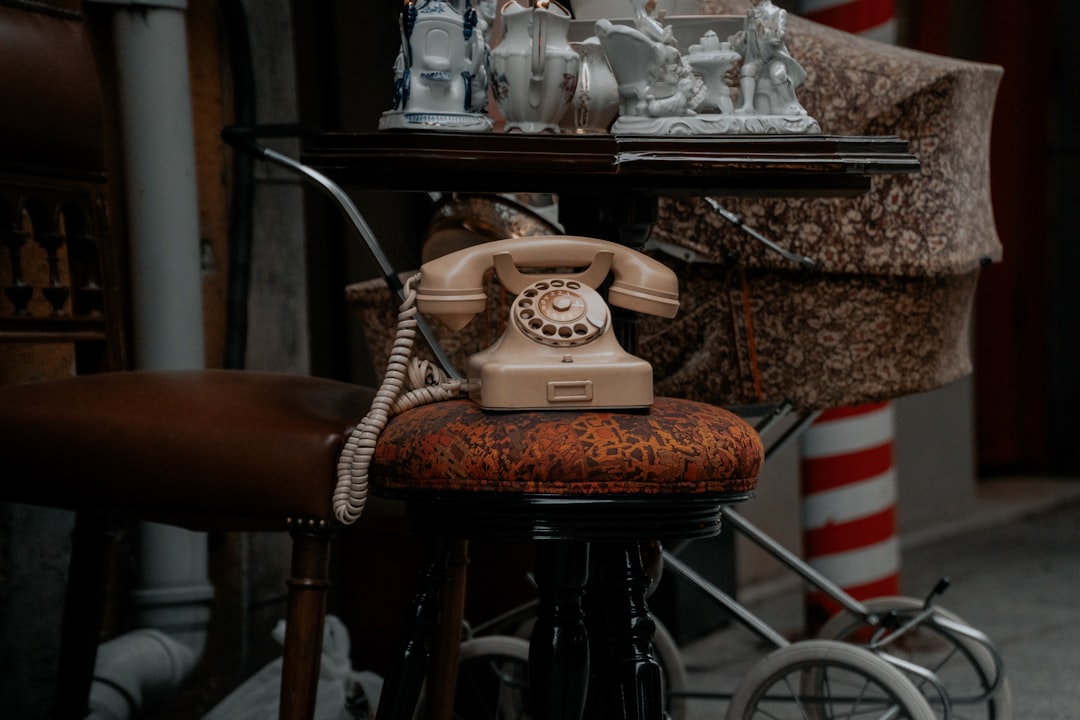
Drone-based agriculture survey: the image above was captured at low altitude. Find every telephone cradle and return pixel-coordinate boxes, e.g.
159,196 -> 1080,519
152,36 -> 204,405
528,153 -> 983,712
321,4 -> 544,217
415,235 -> 680,411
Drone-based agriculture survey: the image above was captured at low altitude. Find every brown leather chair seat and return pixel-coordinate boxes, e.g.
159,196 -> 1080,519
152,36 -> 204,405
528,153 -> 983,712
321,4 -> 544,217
0,369 -> 376,531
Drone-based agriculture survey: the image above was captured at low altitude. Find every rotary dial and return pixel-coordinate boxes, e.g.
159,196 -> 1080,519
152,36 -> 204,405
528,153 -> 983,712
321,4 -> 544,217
537,288 -> 586,323
513,279 -> 608,347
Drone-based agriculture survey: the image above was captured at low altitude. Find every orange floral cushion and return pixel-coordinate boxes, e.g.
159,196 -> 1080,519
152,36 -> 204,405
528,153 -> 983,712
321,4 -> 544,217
371,397 -> 762,497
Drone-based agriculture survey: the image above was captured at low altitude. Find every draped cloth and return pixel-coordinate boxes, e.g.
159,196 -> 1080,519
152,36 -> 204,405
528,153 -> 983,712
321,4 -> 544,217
641,4 -> 1003,408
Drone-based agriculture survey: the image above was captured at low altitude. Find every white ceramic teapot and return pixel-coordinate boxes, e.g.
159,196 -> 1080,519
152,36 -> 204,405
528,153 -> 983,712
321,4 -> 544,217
490,0 -> 580,133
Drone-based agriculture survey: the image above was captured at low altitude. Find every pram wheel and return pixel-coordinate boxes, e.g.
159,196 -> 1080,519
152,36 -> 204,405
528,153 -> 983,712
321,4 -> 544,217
489,609 -> 690,720
725,639 -> 936,719
419,625 -> 686,720
414,635 -> 531,720
651,615 -> 691,720
816,596 -> 1013,719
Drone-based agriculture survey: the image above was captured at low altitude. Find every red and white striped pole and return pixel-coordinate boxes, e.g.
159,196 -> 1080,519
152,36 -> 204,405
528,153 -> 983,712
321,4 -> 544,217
799,403 -> 900,632
795,0 -> 900,638
797,0 -> 897,44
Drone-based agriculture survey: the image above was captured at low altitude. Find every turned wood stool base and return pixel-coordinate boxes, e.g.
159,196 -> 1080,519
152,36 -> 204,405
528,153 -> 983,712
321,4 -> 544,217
369,399 -> 763,720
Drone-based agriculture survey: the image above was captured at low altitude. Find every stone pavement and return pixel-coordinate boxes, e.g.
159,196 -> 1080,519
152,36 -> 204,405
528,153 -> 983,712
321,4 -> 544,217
671,478 -> 1080,719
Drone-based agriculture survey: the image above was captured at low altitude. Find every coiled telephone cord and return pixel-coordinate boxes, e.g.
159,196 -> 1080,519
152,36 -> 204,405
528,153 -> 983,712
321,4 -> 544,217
334,273 -> 466,524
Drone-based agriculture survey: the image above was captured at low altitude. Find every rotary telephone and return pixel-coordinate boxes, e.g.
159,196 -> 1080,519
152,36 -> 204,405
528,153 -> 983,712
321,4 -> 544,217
416,235 -> 680,410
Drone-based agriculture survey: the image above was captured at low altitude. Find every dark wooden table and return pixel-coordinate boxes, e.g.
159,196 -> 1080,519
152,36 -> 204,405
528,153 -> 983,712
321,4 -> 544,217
304,130 -> 919,259
303,131 -> 918,198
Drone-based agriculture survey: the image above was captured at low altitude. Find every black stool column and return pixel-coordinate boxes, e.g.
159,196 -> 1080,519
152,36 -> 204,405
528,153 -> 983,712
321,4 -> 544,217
586,541 -> 665,720
531,540 -> 591,720
376,537 -> 454,720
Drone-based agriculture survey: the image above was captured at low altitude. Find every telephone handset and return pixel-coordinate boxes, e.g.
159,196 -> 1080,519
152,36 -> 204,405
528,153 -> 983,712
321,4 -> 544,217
416,235 -> 679,410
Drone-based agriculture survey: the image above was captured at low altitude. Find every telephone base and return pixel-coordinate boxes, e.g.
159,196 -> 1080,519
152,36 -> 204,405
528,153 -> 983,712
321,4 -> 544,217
470,357 -> 654,411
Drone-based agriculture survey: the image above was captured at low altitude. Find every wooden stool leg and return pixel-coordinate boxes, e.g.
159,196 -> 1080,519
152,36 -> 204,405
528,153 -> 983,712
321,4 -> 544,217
426,538 -> 469,720
279,529 -> 333,720
586,542 -> 664,720
530,540 -> 590,720
377,536 -> 454,720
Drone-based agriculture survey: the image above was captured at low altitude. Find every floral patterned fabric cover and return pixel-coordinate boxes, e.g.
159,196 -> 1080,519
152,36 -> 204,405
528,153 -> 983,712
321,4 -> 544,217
371,397 -> 763,496
644,4 -> 1002,409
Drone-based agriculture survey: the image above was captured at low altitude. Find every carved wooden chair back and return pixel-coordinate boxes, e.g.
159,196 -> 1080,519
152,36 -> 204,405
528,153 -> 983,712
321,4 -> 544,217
0,0 -> 127,382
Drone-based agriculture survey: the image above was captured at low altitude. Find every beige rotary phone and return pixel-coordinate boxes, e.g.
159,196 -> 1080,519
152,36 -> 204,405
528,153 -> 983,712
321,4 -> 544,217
416,235 -> 679,410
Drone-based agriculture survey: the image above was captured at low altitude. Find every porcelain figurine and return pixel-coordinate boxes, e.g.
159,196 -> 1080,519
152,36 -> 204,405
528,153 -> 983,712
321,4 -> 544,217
730,0 -> 809,117
490,0 -> 580,133
380,0 -> 494,132
684,31 -> 740,114
595,7 -> 706,135
600,0 -> 821,134
562,37 -> 619,133
570,0 -> 706,20
476,0 -> 497,42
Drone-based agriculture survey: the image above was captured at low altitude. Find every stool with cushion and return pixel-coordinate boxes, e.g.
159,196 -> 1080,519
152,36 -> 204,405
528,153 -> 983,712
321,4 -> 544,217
369,397 -> 764,720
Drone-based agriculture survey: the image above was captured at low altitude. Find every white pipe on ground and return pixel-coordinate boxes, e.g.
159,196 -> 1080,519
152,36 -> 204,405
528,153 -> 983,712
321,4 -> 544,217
87,629 -> 198,720
130,522 -> 215,659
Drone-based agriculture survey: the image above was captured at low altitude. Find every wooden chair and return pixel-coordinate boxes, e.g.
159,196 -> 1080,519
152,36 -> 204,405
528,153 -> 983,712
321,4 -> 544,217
0,4 -> 376,718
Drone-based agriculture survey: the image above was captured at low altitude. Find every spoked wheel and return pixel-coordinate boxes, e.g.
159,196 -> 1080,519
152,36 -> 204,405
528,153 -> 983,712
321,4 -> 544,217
817,597 -> 1013,720
651,616 -> 690,720
415,635 -> 532,720
725,639 -> 937,719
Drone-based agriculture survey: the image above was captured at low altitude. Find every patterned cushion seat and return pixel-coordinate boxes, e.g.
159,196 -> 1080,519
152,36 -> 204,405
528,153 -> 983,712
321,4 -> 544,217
371,397 -> 763,541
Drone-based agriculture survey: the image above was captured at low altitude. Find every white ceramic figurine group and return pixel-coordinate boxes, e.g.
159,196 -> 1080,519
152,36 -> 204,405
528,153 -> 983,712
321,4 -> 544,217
379,0 -> 820,136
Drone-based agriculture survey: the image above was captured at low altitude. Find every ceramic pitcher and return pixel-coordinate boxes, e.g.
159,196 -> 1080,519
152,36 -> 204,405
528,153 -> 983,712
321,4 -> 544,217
562,37 -> 619,133
490,0 -> 579,133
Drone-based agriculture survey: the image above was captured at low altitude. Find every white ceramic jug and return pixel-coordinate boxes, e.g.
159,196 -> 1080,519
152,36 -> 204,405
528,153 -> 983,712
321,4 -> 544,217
490,0 -> 580,133
562,37 -> 619,133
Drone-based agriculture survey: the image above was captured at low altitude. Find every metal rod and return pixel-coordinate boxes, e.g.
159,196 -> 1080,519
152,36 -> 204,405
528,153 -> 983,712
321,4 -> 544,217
221,126 -> 463,380
721,507 -> 870,618
763,409 -> 820,463
704,197 -> 817,269
661,550 -> 791,649
752,400 -> 794,438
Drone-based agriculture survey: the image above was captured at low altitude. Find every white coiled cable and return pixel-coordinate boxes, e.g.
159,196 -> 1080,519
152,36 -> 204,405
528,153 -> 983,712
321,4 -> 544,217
334,273 -> 466,524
